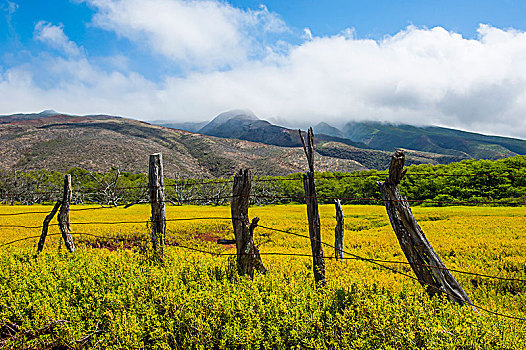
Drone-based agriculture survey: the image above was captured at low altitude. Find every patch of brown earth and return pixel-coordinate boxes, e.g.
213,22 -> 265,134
195,230 -> 235,250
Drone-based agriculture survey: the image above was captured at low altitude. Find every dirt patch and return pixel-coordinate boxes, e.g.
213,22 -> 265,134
77,230 -> 235,252
195,230 -> 235,250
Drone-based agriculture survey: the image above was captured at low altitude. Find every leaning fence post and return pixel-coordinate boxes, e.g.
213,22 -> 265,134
299,128 -> 326,285
231,169 -> 267,278
57,175 -> 75,253
377,150 -> 475,308
334,199 -> 344,260
149,153 -> 166,263
37,200 -> 62,253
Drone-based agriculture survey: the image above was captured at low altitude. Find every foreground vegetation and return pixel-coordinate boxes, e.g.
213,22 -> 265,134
0,204 -> 525,348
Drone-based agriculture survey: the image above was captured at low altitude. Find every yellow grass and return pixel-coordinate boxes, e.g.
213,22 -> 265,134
1,204 -> 525,347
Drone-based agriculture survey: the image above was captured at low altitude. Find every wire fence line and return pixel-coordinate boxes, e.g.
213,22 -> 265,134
3,168 -> 526,200
1,208 -> 525,321
1,169 -> 526,321
1,213 -> 524,285
168,223 -> 526,322
1,190 -> 526,218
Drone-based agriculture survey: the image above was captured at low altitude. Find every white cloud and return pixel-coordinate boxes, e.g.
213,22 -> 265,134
34,21 -> 83,56
5,1 -> 17,15
2,1 -> 18,36
145,24 -> 526,138
303,28 -> 312,41
82,0 -> 287,69
4,0 -> 526,140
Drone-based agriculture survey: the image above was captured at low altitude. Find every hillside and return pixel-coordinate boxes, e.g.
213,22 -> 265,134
4,110 -> 524,176
162,110 -> 370,149
155,111 -> 526,168
339,121 -> 526,159
0,111 -> 367,177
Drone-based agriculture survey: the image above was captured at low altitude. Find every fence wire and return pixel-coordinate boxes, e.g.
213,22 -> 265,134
2,215 -> 524,284
1,171 -> 526,321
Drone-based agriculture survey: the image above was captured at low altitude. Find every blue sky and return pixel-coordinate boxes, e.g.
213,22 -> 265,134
2,0 -> 526,138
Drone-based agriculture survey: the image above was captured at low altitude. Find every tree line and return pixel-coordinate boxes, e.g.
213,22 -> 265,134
1,155 -> 525,206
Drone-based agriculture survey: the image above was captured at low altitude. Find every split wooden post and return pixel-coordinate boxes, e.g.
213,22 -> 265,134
57,175 -> 75,253
37,200 -> 62,253
299,128 -> 326,285
334,199 -> 344,260
231,169 -> 267,278
149,153 -> 166,263
378,150 -> 474,308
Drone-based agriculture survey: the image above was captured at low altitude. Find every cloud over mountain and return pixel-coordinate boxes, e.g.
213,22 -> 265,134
2,1 -> 526,138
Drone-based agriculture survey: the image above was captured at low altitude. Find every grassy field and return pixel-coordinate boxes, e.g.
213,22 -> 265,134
0,204 -> 525,349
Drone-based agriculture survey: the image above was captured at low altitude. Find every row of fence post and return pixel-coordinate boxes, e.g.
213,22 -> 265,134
34,132 -> 472,308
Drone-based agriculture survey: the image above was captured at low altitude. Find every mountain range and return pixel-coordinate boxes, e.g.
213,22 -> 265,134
2,109 -> 526,177
156,110 -> 526,168
0,111 -> 364,178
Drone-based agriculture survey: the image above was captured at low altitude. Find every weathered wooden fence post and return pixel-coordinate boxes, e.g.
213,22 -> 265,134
37,200 -> 62,253
231,169 -> 267,278
57,175 -> 75,253
334,199 -> 344,260
299,128 -> 326,285
149,153 -> 166,263
378,150 -> 474,307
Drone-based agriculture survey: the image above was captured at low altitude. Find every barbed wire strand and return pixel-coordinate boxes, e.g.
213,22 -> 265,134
3,169 -> 526,198
0,204 -> 136,217
252,224 -> 526,321
247,194 -> 526,206
2,192 -> 525,218
253,224 -> 526,283
169,239 -> 526,321
1,212 -> 522,283
1,219 -> 524,320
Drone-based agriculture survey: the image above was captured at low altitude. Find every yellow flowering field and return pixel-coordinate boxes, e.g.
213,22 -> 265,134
0,203 -> 525,348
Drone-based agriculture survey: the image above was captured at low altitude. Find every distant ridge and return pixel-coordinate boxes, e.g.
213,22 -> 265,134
160,109 -> 526,162
2,109 -> 526,176
341,121 -> 526,159
0,110 -> 366,177
199,109 -> 259,135
40,109 -> 59,116
194,109 -> 369,149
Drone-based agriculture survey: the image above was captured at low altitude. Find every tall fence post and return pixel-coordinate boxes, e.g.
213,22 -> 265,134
57,174 -> 75,253
334,199 -> 344,261
231,169 -> 267,278
377,150 -> 475,308
299,128 -> 326,285
149,153 -> 166,263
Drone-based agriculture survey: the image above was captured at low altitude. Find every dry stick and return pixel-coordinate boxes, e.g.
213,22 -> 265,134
299,127 -> 326,285
149,153 -> 166,263
334,199 -> 344,261
231,169 -> 267,277
57,175 -> 75,253
37,200 -> 62,253
378,150 -> 475,310
123,199 -> 151,209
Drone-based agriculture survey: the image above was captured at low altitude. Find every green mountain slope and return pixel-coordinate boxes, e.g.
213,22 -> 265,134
342,121 -> 525,159
194,110 -> 369,149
